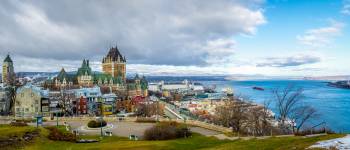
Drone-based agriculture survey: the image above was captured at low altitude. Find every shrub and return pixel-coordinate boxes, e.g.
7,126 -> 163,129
294,128 -> 335,136
87,120 -> 107,128
10,121 -> 28,127
176,124 -> 192,138
144,121 -> 192,140
46,127 -> 76,142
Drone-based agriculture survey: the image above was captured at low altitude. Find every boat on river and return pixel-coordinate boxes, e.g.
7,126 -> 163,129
252,86 -> 264,91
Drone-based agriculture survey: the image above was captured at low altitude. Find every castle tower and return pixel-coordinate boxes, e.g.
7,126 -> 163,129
102,45 -> 126,81
2,54 -> 15,85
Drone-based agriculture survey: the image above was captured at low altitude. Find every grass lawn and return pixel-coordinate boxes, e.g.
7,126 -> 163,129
0,124 -> 37,139
1,125 -> 344,150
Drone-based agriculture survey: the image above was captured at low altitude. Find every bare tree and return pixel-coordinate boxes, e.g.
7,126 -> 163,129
215,98 -> 249,135
292,105 -> 319,133
136,102 -> 163,117
6,86 -> 17,115
272,85 -> 319,134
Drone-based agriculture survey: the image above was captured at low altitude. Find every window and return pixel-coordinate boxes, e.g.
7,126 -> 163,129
16,108 -> 20,112
25,108 -> 29,112
35,107 -> 38,112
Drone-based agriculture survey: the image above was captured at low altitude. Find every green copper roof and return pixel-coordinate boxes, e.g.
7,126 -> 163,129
93,73 -> 124,85
4,55 -> 12,63
77,59 -> 92,76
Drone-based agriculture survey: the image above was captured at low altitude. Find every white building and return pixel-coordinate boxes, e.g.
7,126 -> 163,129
15,84 -> 49,117
148,80 -> 204,92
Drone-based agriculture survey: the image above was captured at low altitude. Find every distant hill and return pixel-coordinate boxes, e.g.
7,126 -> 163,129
303,75 -> 350,81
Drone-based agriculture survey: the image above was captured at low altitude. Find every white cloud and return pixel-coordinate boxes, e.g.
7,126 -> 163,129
0,0 -> 266,67
297,21 -> 344,48
256,53 -> 322,67
341,0 -> 350,15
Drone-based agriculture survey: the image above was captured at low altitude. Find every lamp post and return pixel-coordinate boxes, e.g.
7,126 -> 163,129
100,116 -> 103,138
56,103 -> 60,127
56,111 -> 58,127
156,98 -> 159,122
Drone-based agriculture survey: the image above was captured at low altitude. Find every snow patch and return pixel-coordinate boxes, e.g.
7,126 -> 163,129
309,135 -> 350,150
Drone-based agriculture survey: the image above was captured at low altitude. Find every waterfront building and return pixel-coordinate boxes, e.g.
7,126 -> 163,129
148,80 -> 204,92
15,84 -> 49,117
2,55 -> 16,85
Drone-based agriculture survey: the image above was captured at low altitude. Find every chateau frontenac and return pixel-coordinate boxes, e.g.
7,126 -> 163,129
48,45 -> 148,98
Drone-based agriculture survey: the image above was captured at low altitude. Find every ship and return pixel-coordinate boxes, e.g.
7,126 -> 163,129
252,86 -> 264,91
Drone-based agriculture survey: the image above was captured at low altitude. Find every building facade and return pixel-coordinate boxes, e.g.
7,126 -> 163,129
50,45 -> 148,97
15,84 -> 49,117
102,46 -> 126,81
0,86 -> 10,115
52,48 -> 126,89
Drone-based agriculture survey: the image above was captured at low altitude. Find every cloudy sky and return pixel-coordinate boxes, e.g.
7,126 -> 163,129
0,0 -> 349,76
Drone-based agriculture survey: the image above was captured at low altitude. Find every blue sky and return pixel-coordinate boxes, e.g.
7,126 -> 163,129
232,0 -> 350,76
0,0 -> 349,76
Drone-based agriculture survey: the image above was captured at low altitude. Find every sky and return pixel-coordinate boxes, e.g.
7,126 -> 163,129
0,0 -> 349,76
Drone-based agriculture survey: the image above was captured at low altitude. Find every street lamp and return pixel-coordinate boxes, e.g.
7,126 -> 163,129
156,98 -> 159,122
99,116 -> 104,138
56,103 -> 61,127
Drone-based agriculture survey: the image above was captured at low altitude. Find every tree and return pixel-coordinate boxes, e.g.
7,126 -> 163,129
135,102 -> 163,117
292,105 -> 318,134
272,85 -> 319,134
215,98 -> 249,135
6,86 -> 17,115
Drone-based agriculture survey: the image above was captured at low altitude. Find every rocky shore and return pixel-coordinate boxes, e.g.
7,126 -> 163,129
327,81 -> 350,89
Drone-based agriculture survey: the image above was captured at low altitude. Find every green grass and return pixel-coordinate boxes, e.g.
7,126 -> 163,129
0,124 -> 37,139
204,134 -> 344,150
0,125 -> 345,150
25,133 -> 345,150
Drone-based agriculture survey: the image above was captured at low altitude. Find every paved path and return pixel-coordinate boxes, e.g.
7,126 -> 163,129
43,121 -> 154,138
41,120 -> 233,139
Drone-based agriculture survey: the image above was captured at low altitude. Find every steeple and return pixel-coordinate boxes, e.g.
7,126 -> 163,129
4,54 -> 13,63
82,59 -> 86,67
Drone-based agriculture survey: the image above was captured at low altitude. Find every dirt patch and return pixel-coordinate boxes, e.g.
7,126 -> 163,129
0,129 -> 40,149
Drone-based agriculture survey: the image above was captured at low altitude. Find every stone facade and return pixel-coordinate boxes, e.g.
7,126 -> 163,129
2,55 -> 15,85
102,46 -> 126,81
15,84 -> 49,117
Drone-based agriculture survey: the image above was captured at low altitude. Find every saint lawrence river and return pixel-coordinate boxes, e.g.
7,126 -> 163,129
202,80 -> 350,133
